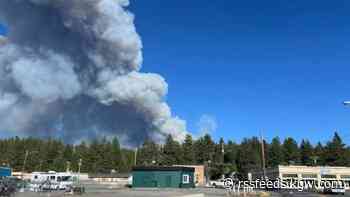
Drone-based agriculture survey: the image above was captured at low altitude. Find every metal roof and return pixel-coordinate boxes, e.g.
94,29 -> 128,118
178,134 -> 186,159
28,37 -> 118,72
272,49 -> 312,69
132,166 -> 195,172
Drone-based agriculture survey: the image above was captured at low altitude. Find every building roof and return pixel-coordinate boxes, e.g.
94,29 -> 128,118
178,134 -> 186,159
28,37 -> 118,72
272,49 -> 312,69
132,166 -> 195,172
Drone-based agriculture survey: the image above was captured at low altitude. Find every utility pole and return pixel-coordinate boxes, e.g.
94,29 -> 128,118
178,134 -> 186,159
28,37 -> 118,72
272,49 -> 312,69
78,159 -> 82,185
134,148 -> 138,166
260,133 -> 266,179
221,140 -> 225,164
66,161 -> 71,172
21,150 -> 29,179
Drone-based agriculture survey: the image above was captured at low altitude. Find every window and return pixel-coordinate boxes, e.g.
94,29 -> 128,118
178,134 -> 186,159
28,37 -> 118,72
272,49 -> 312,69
50,176 -> 56,180
282,174 -> 298,178
302,174 -> 317,179
341,175 -> 350,179
183,175 -> 190,184
62,176 -> 72,181
321,174 -> 336,179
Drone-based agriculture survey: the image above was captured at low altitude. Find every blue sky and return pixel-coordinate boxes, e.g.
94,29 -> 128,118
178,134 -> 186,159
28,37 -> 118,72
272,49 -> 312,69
1,1 -> 350,144
128,0 -> 350,144
0,24 -> 6,35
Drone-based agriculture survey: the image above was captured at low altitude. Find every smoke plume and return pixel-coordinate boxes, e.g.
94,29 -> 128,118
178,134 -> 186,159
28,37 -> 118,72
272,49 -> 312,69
0,0 -> 187,145
197,114 -> 217,137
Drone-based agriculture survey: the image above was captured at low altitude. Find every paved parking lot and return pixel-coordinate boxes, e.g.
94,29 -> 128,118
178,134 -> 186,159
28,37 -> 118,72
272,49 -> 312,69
14,188 -> 226,197
13,188 -> 350,197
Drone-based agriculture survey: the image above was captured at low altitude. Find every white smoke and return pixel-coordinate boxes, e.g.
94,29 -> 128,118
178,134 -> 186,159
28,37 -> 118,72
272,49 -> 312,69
197,114 -> 218,137
0,0 -> 187,144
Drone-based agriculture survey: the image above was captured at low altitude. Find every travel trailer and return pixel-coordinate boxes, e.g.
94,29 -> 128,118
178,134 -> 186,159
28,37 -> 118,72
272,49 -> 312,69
30,171 -> 76,191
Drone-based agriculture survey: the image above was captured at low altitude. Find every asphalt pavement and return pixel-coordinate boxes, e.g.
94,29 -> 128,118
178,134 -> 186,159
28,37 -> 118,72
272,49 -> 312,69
13,188 -> 350,197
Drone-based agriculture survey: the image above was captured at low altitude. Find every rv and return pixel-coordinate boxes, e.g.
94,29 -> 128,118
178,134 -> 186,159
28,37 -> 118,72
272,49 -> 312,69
30,171 -> 76,191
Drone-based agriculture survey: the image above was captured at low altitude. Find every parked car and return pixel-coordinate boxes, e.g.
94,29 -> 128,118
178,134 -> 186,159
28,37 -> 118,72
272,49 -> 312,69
323,187 -> 346,195
210,179 -> 226,188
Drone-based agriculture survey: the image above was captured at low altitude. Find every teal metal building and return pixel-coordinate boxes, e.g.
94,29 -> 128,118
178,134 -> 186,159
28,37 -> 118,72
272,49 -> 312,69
132,166 -> 195,188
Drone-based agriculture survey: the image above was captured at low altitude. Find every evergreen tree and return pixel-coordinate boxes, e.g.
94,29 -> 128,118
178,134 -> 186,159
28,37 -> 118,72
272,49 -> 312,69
224,140 -> 238,164
100,138 -> 114,172
300,139 -> 313,166
213,138 -> 225,164
194,134 -> 215,164
88,138 -> 102,173
62,144 -> 74,171
137,139 -> 160,165
282,137 -> 300,165
268,137 -> 283,167
111,137 -> 122,171
75,141 -> 89,173
313,142 -> 325,166
182,134 -> 195,165
324,132 -> 346,166
236,137 -> 261,178
162,135 -> 183,165
2,132 -> 350,175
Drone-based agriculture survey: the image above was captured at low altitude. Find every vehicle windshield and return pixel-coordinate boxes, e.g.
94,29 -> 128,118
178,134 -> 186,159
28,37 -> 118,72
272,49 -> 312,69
61,176 -> 72,182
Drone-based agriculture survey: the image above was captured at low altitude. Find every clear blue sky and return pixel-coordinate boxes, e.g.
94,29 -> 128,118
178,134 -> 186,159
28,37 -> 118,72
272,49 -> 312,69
1,1 -> 350,144
128,0 -> 350,144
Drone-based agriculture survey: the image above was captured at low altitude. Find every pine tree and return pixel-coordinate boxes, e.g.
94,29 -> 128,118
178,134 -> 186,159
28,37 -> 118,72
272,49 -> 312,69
182,134 -> 195,165
224,140 -> 238,164
236,137 -> 261,178
282,137 -> 300,165
75,141 -> 89,173
162,135 -> 183,165
100,138 -> 114,172
62,144 -> 74,171
195,134 -> 215,164
137,139 -> 160,166
214,138 -> 225,164
87,138 -> 102,173
313,142 -> 325,166
111,137 -> 122,171
268,137 -> 283,167
300,139 -> 313,166
324,132 -> 346,166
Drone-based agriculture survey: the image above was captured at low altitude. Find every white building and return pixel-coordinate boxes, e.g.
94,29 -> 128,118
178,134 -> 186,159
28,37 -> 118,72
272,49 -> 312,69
250,165 -> 350,189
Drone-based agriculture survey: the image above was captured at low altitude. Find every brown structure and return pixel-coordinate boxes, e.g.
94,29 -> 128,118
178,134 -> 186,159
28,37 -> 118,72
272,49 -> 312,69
174,165 -> 205,186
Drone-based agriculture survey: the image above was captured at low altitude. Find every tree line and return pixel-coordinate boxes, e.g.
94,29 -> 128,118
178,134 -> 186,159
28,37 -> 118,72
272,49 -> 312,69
0,132 -> 349,178
0,137 -> 135,174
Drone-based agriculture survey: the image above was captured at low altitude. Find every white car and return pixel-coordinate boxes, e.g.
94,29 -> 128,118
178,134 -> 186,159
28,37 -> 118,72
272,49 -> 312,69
324,187 -> 346,195
210,179 -> 226,188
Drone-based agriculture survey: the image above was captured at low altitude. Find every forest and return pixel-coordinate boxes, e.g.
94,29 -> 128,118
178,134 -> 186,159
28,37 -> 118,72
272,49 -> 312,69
0,132 -> 349,179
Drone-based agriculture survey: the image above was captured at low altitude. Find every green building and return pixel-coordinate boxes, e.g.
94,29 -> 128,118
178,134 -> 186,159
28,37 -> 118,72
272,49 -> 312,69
132,166 -> 195,188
